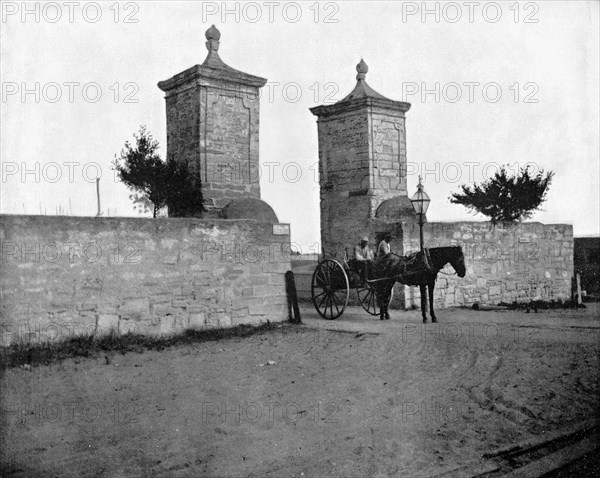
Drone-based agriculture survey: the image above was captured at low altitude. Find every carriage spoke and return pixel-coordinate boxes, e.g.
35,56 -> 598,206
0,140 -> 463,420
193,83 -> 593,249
320,293 -> 328,318
320,267 -> 326,285
369,290 -> 376,313
315,270 -> 327,286
326,293 -> 334,318
371,288 -> 379,315
325,293 -> 333,319
323,263 -> 331,283
331,293 -> 341,316
317,292 -> 328,310
329,292 -> 337,318
357,285 -> 379,316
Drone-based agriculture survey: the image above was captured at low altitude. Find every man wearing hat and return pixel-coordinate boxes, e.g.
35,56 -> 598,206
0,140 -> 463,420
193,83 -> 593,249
354,235 -> 374,280
377,233 -> 393,258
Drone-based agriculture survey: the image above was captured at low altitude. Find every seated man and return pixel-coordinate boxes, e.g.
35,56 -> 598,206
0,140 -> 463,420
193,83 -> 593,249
377,234 -> 393,259
354,236 -> 374,280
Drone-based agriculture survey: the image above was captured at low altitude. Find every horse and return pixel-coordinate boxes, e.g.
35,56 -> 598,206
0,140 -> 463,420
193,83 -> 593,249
369,246 -> 466,323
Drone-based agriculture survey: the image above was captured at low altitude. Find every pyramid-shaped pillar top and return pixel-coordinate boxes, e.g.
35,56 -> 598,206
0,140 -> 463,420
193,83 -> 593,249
158,25 -> 267,93
310,59 -> 410,118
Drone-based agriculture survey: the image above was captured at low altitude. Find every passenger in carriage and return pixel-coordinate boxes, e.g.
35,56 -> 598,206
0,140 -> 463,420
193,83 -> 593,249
354,235 -> 374,280
377,234 -> 393,259
355,236 -> 374,261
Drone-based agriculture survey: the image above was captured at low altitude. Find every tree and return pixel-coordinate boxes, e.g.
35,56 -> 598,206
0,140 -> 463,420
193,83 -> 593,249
449,165 -> 554,225
165,158 -> 204,217
113,126 -> 204,218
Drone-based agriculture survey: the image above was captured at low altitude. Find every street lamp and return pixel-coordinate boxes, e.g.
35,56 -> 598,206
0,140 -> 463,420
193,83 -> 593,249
410,176 -> 430,251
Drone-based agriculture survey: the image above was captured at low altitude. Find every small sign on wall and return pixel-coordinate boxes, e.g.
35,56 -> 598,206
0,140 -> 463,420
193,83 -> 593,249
273,224 -> 290,235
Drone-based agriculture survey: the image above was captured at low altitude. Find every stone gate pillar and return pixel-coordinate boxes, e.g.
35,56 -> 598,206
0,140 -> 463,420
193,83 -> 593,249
158,25 -> 267,216
310,59 -> 415,257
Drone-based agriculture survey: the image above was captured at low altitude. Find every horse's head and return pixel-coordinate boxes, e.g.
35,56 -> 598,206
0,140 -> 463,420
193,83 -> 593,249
450,246 -> 466,277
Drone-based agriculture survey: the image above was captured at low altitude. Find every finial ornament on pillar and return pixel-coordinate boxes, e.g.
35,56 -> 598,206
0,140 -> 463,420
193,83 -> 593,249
356,58 -> 368,80
205,24 -> 221,53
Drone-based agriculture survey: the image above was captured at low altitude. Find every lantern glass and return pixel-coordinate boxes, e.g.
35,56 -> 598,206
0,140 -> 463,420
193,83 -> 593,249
410,180 -> 430,215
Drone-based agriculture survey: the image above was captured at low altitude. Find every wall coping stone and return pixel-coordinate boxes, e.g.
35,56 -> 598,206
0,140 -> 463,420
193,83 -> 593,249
0,214 -> 288,228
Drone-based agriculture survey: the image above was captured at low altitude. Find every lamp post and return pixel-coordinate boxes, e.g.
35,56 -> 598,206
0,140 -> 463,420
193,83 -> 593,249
410,176 -> 431,251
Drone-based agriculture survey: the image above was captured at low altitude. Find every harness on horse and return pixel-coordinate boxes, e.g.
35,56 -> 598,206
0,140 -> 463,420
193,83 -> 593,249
365,249 -> 437,285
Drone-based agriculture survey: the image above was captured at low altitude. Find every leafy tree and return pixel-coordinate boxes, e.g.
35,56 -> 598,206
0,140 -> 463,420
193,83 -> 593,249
449,165 -> 554,225
113,126 -> 167,218
165,158 -> 204,217
128,193 -> 155,216
113,126 -> 204,218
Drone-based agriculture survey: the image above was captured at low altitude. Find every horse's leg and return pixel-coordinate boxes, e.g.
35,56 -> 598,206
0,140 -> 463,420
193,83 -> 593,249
376,282 -> 391,320
382,286 -> 391,320
385,292 -> 391,319
384,282 -> 391,320
420,284 -> 428,323
429,281 -> 437,323
374,285 -> 385,321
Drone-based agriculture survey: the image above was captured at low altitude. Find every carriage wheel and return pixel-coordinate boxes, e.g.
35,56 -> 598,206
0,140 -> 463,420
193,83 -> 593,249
311,259 -> 349,320
357,283 -> 395,316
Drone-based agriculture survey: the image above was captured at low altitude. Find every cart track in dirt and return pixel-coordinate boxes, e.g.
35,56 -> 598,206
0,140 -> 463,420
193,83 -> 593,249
2,305 -> 599,477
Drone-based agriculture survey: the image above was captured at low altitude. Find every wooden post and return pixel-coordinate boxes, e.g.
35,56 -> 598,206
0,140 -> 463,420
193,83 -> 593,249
285,270 -> 301,324
576,273 -> 582,305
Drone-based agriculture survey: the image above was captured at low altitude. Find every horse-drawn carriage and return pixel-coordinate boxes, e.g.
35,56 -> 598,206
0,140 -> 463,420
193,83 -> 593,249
310,256 -> 394,320
311,247 -> 467,322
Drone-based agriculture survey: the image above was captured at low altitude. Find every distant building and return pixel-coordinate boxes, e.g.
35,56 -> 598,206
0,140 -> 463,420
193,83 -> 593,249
574,237 -> 600,297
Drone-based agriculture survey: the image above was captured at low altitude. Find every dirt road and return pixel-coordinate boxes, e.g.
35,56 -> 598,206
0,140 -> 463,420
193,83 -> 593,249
1,304 -> 598,477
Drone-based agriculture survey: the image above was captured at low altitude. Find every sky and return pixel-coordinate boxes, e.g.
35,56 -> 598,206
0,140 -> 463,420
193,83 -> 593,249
1,1 -> 599,251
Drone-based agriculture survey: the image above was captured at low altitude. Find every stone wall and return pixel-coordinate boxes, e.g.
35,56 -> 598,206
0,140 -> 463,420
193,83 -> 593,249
401,221 -> 574,308
0,215 -> 291,346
